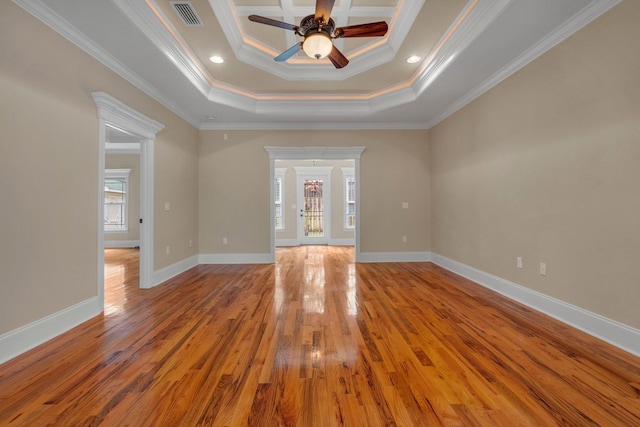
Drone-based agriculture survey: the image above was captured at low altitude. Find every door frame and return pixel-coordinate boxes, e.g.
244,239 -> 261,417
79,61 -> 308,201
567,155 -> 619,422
93,92 -> 164,309
264,146 -> 366,262
295,166 -> 333,245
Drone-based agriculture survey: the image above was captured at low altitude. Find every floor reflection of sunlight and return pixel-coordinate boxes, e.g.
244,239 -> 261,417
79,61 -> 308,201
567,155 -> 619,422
274,264 -> 285,315
347,263 -> 357,316
104,262 -> 125,316
303,252 -> 325,314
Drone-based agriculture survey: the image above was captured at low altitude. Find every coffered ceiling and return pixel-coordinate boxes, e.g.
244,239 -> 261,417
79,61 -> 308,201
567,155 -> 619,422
15,0 -> 620,129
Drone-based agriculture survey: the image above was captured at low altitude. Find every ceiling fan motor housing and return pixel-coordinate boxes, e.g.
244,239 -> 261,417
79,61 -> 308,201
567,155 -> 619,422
301,14 -> 335,37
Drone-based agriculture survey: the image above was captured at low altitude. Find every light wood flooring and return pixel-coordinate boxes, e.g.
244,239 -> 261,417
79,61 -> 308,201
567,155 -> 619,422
0,246 -> 639,426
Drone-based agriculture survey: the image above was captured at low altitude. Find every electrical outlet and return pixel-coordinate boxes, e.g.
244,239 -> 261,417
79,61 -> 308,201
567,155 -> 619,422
189,240 -> 193,248
164,202 -> 170,211
166,246 -> 170,255
517,257 -> 523,269
540,262 -> 547,276
402,235 -> 407,243
223,237 -> 228,245
402,202 -> 409,209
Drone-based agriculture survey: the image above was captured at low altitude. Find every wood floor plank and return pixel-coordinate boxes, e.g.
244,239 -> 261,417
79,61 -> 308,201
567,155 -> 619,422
1,246 -> 639,426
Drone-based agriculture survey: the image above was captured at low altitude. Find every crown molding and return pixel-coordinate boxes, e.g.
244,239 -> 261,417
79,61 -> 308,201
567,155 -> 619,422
12,0 -> 200,128
265,146 -> 366,160
200,122 -> 430,131
424,0 -> 622,128
114,0 -> 211,97
14,0 -> 508,122
16,0 -> 620,130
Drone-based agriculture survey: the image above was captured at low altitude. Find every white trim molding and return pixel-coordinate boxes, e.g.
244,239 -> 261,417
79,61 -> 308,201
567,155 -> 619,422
152,255 -> 199,288
265,146 -> 366,161
104,240 -> 140,248
0,297 -> 101,364
93,92 -> 164,293
276,239 -> 355,247
106,142 -> 141,154
431,253 -> 640,357
328,238 -> 355,246
92,92 -> 164,139
199,253 -> 273,264
359,252 -> 432,263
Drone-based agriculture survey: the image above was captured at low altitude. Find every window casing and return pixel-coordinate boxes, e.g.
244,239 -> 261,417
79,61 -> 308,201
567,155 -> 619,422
104,169 -> 131,232
342,168 -> 355,230
275,168 -> 286,230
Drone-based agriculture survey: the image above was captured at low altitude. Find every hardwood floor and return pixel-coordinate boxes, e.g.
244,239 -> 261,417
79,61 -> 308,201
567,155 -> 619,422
104,248 -> 140,317
1,246 -> 639,426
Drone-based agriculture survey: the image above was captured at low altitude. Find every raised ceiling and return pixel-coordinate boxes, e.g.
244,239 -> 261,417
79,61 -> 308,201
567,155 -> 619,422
15,0 -> 620,129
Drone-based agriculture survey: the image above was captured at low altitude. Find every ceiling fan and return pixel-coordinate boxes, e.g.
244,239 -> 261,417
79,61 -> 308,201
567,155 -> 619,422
248,0 -> 388,69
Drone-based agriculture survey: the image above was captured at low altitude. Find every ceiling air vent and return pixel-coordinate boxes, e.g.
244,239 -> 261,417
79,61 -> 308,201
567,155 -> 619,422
170,1 -> 203,27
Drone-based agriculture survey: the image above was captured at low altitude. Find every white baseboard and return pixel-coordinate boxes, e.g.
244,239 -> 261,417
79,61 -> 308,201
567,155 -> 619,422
275,239 -> 299,247
358,251 -> 432,263
199,253 -> 273,264
152,255 -> 199,287
276,239 -> 355,247
431,253 -> 640,357
0,297 -> 102,364
104,240 -> 140,248
328,238 -> 355,246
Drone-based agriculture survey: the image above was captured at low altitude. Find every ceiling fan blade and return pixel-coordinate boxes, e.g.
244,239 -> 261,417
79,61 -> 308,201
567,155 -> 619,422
248,15 -> 298,32
327,45 -> 349,69
275,43 -> 303,62
315,0 -> 335,24
335,21 -> 388,38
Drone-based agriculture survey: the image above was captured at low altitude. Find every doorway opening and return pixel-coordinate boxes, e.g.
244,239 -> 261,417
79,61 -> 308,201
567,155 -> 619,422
93,92 -> 164,311
265,146 -> 365,263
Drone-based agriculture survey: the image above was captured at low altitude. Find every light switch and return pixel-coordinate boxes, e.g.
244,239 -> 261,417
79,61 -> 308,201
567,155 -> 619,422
164,202 -> 170,211
402,202 -> 409,209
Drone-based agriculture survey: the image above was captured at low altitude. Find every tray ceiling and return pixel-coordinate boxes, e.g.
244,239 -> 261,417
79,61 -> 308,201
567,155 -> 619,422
14,0 -> 621,129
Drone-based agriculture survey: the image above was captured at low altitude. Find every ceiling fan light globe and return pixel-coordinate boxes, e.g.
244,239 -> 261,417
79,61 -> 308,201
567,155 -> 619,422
303,33 -> 332,59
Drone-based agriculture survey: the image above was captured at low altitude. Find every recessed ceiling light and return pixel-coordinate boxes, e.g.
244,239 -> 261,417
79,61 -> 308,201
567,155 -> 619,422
209,56 -> 224,64
406,55 -> 421,64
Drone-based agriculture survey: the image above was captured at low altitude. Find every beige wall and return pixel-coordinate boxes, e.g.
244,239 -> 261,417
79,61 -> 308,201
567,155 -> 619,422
199,130 -> 430,254
429,1 -> 640,329
0,2 -> 198,335
105,154 -> 140,243
7,0 -> 636,353
275,160 -> 355,242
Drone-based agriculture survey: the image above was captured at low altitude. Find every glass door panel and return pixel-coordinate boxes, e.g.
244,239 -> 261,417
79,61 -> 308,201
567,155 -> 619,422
304,179 -> 324,237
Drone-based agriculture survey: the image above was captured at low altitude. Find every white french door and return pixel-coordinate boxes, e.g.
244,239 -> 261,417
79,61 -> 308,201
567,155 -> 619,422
295,167 -> 332,245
